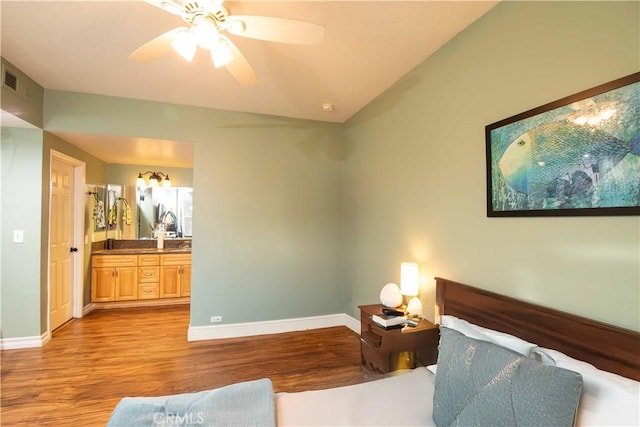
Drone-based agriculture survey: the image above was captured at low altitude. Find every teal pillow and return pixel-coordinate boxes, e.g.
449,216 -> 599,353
433,327 -> 583,427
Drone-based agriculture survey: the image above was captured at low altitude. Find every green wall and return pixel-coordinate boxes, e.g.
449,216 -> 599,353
191,123 -> 343,325
42,92 -> 345,327
1,128 -> 44,338
343,1 -> 640,330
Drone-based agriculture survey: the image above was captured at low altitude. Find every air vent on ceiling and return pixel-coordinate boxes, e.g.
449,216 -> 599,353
3,68 -> 18,92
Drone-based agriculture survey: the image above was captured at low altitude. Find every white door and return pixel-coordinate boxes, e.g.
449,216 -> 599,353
50,158 -> 75,330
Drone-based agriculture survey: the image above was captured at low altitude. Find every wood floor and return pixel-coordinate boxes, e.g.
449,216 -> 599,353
1,305 -> 367,426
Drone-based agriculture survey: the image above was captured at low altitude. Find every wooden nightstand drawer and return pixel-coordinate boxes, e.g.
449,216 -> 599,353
138,283 -> 159,299
138,266 -> 159,283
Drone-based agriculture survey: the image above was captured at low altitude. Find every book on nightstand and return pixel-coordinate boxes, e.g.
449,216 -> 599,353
371,313 -> 407,328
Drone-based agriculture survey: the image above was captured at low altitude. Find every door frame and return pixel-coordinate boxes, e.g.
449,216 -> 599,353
48,150 -> 86,333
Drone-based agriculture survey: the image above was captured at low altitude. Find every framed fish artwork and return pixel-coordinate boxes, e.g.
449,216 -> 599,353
486,72 -> 640,217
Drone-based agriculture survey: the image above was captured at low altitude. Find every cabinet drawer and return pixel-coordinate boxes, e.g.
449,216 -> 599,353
138,283 -> 159,299
138,266 -> 159,283
160,254 -> 192,266
92,255 -> 137,268
138,255 -> 160,266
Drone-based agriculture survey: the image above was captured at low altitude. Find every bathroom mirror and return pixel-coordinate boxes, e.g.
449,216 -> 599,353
136,186 -> 193,239
100,184 -> 193,240
102,185 -> 136,240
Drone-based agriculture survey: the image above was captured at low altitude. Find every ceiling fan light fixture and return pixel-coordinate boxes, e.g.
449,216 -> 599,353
171,30 -> 197,62
211,40 -> 233,67
193,17 -> 220,50
130,1 -> 324,85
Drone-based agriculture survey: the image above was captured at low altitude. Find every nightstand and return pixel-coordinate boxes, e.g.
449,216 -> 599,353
359,304 -> 440,375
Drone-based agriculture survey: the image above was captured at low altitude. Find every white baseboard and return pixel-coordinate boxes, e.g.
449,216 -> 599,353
188,313 -> 361,342
0,330 -> 50,350
83,303 -> 95,316
343,314 -> 360,334
1,313 -> 361,348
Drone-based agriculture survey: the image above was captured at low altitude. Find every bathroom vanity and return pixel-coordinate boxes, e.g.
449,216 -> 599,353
91,240 -> 191,308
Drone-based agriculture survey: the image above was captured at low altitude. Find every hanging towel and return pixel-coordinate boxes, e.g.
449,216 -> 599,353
93,199 -> 106,229
108,199 -> 118,227
121,199 -> 133,225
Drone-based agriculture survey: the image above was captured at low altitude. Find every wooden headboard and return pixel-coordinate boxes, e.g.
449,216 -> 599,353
435,277 -> 640,381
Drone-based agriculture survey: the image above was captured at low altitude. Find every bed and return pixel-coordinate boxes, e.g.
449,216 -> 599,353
109,277 -> 640,426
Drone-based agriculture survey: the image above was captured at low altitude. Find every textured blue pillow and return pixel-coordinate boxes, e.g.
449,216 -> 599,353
433,327 -> 583,427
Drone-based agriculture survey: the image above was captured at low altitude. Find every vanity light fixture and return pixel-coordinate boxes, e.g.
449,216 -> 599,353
401,262 -> 423,318
137,171 -> 172,188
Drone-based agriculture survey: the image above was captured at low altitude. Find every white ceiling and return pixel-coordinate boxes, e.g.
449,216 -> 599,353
0,0 -> 498,167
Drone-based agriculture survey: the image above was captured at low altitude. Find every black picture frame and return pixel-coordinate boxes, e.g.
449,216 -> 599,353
486,72 -> 640,217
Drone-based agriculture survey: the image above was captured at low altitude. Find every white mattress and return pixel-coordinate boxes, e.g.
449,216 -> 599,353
276,367 -> 436,427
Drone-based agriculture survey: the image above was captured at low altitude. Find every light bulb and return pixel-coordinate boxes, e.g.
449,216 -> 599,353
193,16 -> 219,50
136,174 -> 146,188
210,39 -> 233,67
171,29 -> 197,62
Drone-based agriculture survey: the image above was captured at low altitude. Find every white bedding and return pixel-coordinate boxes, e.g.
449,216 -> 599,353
276,367 -> 436,427
276,315 -> 640,427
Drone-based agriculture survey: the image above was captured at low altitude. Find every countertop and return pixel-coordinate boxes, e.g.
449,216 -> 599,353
92,248 -> 191,255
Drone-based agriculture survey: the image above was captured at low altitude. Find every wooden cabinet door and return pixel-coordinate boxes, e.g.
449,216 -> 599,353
160,265 -> 181,298
115,266 -> 138,301
181,264 -> 192,296
91,268 -> 115,302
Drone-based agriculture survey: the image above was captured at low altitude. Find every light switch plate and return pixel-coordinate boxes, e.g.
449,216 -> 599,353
13,230 -> 24,243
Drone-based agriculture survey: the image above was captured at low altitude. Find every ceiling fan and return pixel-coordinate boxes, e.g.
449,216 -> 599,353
129,0 -> 325,86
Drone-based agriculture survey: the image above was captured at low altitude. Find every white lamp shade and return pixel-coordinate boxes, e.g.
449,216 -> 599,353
400,262 -> 419,297
379,283 -> 403,308
406,296 -> 423,318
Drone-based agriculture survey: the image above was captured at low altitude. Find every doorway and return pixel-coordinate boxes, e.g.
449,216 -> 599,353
49,150 -> 85,332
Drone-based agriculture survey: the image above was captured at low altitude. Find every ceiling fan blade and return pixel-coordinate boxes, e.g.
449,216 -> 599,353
140,0 -> 182,15
128,27 -> 187,62
225,15 -> 325,45
220,36 -> 257,86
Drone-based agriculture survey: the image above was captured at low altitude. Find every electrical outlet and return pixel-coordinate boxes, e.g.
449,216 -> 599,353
210,316 -> 222,323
